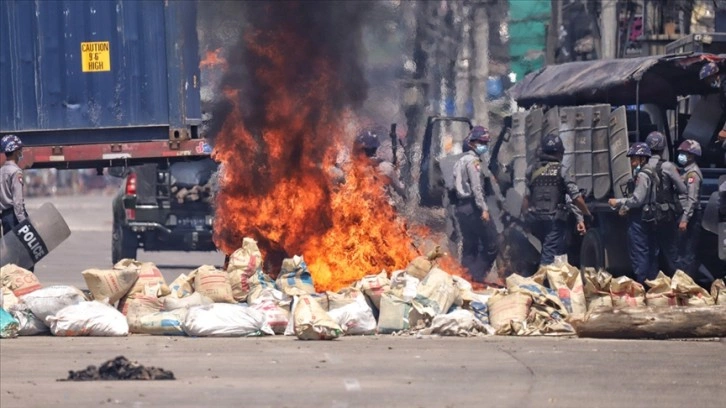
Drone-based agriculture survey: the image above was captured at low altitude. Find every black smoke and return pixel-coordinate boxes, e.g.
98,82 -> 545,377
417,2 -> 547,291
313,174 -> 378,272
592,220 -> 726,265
198,1 -> 370,143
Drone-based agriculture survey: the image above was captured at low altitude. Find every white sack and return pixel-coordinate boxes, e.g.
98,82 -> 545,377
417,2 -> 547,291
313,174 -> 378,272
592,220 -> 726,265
182,303 -> 273,337
21,286 -> 87,323
327,294 -> 377,335
46,301 -> 129,336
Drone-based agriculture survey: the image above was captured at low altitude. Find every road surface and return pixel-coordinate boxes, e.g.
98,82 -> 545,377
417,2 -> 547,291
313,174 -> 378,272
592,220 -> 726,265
1,194 -> 724,408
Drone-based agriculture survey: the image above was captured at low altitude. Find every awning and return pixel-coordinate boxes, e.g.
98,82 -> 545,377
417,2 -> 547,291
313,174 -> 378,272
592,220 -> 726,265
509,53 -> 724,108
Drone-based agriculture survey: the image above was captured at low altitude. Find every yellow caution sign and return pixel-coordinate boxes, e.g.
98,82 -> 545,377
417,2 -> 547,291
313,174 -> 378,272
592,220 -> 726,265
81,41 -> 110,72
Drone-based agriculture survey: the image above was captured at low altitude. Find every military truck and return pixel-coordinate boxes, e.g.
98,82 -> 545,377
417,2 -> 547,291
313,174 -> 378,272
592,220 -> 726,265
417,52 -> 725,280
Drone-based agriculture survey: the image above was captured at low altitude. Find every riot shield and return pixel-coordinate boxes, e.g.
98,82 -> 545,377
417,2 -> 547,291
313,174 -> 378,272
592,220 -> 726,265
559,107 -> 577,178
608,106 -> 631,199
573,106 -> 594,197
592,105 -> 612,200
0,203 -> 71,269
525,108 -> 543,165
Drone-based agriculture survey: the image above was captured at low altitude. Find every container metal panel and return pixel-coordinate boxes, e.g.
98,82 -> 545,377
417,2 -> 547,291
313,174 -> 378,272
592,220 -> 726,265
0,0 -> 200,145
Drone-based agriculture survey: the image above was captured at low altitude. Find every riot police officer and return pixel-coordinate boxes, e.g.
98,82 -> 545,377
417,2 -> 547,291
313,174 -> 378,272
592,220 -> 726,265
609,142 -> 658,284
0,134 -> 27,235
644,131 -> 686,275
525,133 -> 590,266
452,126 -> 497,280
675,140 -> 706,281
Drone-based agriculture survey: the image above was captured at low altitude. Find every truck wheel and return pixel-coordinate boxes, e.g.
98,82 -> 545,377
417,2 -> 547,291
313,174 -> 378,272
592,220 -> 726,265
112,223 -> 138,264
580,228 -> 605,270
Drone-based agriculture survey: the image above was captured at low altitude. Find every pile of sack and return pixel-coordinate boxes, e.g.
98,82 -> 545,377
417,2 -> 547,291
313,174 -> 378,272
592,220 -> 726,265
2,244 -> 724,340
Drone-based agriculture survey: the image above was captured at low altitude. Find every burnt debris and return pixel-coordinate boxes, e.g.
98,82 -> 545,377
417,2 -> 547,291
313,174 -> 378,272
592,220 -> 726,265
60,356 -> 175,381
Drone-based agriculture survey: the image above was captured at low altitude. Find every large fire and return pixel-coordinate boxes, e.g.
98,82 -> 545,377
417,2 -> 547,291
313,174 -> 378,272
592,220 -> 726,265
211,30 -> 419,291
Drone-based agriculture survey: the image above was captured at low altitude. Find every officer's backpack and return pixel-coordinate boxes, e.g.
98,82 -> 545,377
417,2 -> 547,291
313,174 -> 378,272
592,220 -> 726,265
638,165 -> 679,225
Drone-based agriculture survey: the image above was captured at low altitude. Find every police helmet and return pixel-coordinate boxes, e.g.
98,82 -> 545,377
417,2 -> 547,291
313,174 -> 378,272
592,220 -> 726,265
0,134 -> 23,154
541,133 -> 564,154
700,62 -> 720,80
626,142 -> 651,158
467,126 -> 490,144
677,139 -> 702,157
645,131 -> 666,151
355,130 -> 380,151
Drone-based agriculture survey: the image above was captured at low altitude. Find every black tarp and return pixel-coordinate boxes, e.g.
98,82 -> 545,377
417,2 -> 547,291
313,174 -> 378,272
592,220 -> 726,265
510,54 -> 724,108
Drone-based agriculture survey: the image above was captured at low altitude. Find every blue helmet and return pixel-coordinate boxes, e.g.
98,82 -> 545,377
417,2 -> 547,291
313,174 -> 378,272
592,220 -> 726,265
467,126 -> 490,144
541,133 -> 564,154
645,131 -> 666,151
355,130 -> 380,151
627,142 -> 651,158
0,134 -> 23,154
677,139 -> 702,157
699,62 -> 719,80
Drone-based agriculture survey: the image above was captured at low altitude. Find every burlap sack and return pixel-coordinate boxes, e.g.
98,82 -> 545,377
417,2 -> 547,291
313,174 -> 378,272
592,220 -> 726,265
136,309 -> 187,336
389,271 -> 420,302
124,262 -> 170,298
193,265 -> 235,303
168,273 -> 194,298
293,295 -> 342,340
1,287 -> 19,310
276,256 -> 316,296
452,275 -> 474,306
251,301 -> 290,335
610,276 -> 646,308
377,293 -> 412,334
122,295 -> 163,333
355,272 -> 390,311
711,279 -> 726,305
162,292 -> 214,311
487,291 -> 532,330
81,267 -> 139,304
1,264 -> 42,297
227,237 -> 264,302
405,256 -> 433,280
583,268 -> 613,311
327,287 -> 364,311
247,269 -> 277,304
543,262 -> 586,320
671,270 -> 715,306
644,272 -> 678,307
411,268 -> 458,319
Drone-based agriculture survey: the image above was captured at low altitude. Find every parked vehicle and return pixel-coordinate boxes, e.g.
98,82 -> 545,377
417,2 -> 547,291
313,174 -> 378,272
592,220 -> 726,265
111,158 -> 218,263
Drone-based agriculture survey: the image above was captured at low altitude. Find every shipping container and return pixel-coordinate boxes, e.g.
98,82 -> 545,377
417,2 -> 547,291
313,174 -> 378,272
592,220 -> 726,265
0,0 -> 207,169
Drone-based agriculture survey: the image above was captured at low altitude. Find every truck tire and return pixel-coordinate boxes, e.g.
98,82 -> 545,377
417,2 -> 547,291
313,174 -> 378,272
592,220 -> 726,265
580,228 -> 605,270
112,223 -> 138,264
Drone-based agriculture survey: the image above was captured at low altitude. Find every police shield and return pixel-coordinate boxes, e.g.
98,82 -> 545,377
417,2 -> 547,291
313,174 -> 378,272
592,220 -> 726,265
0,202 -> 71,269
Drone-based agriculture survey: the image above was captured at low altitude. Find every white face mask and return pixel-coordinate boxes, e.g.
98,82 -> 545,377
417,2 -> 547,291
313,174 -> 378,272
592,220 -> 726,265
677,153 -> 688,166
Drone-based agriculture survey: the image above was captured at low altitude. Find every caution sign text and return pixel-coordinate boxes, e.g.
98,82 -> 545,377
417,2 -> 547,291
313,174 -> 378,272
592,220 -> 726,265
81,41 -> 110,72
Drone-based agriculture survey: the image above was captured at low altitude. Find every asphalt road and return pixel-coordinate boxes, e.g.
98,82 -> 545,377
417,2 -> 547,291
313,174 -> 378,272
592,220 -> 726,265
1,194 -> 724,408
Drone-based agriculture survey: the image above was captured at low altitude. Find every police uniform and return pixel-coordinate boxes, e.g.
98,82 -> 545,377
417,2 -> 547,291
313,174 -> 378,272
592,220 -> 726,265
614,166 -> 659,284
676,162 -> 702,277
646,154 -> 686,275
453,150 -> 497,280
525,156 -> 582,265
0,158 -> 26,235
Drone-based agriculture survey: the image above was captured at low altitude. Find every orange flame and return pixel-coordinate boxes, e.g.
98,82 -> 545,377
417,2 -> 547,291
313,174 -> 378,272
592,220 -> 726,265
212,31 -> 420,291
200,49 -> 227,69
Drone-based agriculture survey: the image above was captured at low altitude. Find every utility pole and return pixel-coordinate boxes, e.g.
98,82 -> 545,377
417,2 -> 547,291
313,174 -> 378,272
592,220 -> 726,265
471,2 -> 489,129
455,2 -> 472,121
600,0 -> 618,59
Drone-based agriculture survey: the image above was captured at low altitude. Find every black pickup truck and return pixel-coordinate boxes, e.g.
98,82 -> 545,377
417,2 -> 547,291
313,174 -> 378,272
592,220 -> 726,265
110,158 -> 218,263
